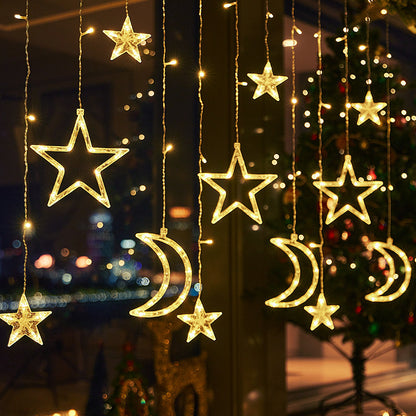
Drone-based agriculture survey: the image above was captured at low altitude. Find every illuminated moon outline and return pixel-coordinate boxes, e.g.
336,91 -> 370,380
365,239 -> 412,302
265,237 -> 319,308
129,230 -> 193,318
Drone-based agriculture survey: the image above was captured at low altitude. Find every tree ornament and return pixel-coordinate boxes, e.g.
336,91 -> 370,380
177,298 -> 222,342
103,14 -> 151,62
31,108 -> 129,208
351,90 -> 387,126
199,142 -> 277,224
304,292 -> 339,331
313,155 -> 382,224
247,61 -> 287,101
265,234 -> 319,308
0,293 -> 51,347
129,228 -> 193,318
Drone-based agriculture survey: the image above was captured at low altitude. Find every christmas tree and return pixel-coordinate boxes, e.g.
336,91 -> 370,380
267,6 -> 416,414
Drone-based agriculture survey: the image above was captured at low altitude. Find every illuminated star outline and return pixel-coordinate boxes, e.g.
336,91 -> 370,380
247,60 -> 288,101
313,155 -> 382,225
0,293 -> 51,347
31,108 -> 129,208
199,142 -> 277,224
351,90 -> 387,126
304,293 -> 339,331
103,14 -> 151,63
177,298 -> 222,343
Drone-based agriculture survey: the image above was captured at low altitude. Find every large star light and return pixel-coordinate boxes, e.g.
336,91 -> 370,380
247,61 -> 288,101
0,293 -> 51,347
177,299 -> 222,342
199,142 -> 277,224
103,15 -> 151,62
304,293 -> 339,331
31,108 -> 129,208
313,155 -> 382,225
351,90 -> 387,126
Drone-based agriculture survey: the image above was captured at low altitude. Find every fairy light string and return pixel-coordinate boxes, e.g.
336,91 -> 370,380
197,0 -> 204,296
264,0 -> 270,62
290,0 -> 297,237
365,13 -> 371,90
0,0 -> 52,347
22,0 -> 30,294
303,0 -> 339,330
386,19 -> 392,240
364,18 -> 412,303
344,0 -> 350,155
234,0 -> 240,143
78,0 -> 83,108
161,0 -> 167,229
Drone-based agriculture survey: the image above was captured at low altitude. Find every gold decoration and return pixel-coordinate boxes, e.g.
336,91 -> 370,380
304,292 -> 339,331
129,228 -> 192,318
365,238 -> 412,302
247,60 -> 288,101
0,293 -> 51,347
313,154 -> 382,225
199,142 -> 277,224
148,318 -> 208,416
351,90 -> 387,126
31,108 -> 129,208
103,14 -> 151,62
265,234 -> 319,308
177,298 -> 222,342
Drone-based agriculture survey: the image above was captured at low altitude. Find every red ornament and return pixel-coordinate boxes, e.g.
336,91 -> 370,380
355,305 -> 362,314
311,133 -> 318,141
408,313 -> 415,325
338,82 -> 346,94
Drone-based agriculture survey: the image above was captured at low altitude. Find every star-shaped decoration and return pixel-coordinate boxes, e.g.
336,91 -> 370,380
0,293 -> 51,347
177,298 -> 222,343
199,142 -> 277,224
313,155 -> 382,225
103,14 -> 151,62
247,60 -> 288,101
304,293 -> 339,331
31,108 -> 129,208
351,90 -> 387,126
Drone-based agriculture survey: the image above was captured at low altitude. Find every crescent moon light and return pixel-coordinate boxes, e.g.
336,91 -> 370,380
365,238 -> 412,302
129,228 -> 193,318
265,234 -> 319,308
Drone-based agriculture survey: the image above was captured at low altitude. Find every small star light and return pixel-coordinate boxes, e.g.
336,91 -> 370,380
351,90 -> 387,126
247,61 -> 288,101
31,108 -> 129,208
304,293 -> 339,331
177,298 -> 222,343
0,293 -> 51,347
313,155 -> 382,225
103,14 -> 151,62
199,142 -> 277,224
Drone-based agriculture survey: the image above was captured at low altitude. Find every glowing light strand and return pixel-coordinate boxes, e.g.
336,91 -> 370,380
265,0 -> 318,309
130,0 -> 193,320
365,20 -> 412,303
0,0 -> 51,347
103,0 -> 151,62
351,13 -> 386,126
312,1 -> 382,225
304,0 -> 339,331
200,1 -> 277,224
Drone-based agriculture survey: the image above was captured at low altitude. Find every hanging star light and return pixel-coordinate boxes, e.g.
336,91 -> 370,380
304,293 -> 339,331
199,142 -> 277,224
103,14 -> 151,62
177,298 -> 222,343
351,90 -> 387,126
247,61 -> 288,101
313,155 -> 382,225
31,108 -> 129,208
0,293 -> 51,347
